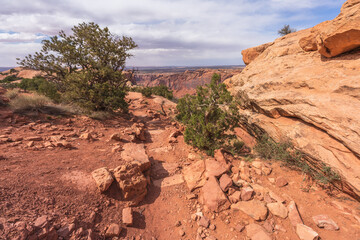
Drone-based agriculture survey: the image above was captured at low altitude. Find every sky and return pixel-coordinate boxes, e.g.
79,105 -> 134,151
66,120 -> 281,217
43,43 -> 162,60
0,0 -> 344,67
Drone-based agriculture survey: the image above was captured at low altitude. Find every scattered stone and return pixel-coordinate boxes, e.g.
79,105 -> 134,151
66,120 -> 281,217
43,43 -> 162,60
112,145 -> 122,153
57,223 -> 75,238
262,220 -> 275,233
214,149 -> 228,166
186,193 -> 198,200
27,141 -> 34,147
268,191 -> 285,203
56,141 -> 73,149
25,136 -> 43,141
267,202 -> 288,219
251,161 -> 263,169
209,224 -> 216,230
34,215 -> 48,228
241,187 -> 254,201
105,223 -> 122,238
219,174 -> 232,192
312,215 -> 339,231
275,177 -> 288,187
91,167 -> 114,193
113,163 -> 147,205
121,143 -> 150,172
169,137 -> 177,143
246,223 -> 272,240
262,166 -> 272,176
288,201 -> 303,228
175,221 -> 182,227
229,191 -> 241,203
235,224 -> 245,232
44,141 -> 54,148
179,229 -> 185,236
109,133 -> 121,141
231,200 -> 268,221
296,224 -> 319,240
169,130 -> 182,139
132,123 -> 147,141
198,216 -> 210,228
80,132 -> 93,140
188,153 -> 198,160
121,207 -> 133,227
275,224 -> 287,233
205,159 -> 228,178
183,160 -> 206,191
201,176 -> 230,212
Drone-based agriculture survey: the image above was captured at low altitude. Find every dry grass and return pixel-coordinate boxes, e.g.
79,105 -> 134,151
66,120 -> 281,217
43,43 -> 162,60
9,93 -> 78,116
5,88 -> 20,100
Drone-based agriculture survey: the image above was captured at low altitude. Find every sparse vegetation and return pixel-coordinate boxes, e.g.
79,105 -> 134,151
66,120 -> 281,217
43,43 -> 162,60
255,133 -> 340,185
10,94 -> 52,113
5,89 -> 20,100
132,85 -> 174,100
278,24 -> 296,36
176,73 -> 240,156
19,77 -> 61,103
17,22 -> 137,112
0,75 -> 18,83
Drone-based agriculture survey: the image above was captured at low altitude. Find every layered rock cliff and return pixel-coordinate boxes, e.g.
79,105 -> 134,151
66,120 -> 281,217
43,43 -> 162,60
135,69 -> 242,98
226,0 -> 360,199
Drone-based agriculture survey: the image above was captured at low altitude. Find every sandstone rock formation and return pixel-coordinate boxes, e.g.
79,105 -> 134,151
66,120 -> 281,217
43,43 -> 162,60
226,0 -> 360,199
134,68 -> 242,98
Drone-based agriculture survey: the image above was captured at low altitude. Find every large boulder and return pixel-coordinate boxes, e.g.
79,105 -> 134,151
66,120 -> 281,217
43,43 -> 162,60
112,163 -> 148,205
201,176 -> 230,212
121,143 -> 151,172
226,0 -> 360,199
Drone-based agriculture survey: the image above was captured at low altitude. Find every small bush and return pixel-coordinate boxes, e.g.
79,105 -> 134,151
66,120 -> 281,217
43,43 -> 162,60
176,73 -> 240,156
132,85 -> 173,100
141,87 -> 153,98
5,89 -> 19,99
0,82 -> 20,89
9,68 -> 18,74
1,75 -> 17,83
19,77 -> 61,103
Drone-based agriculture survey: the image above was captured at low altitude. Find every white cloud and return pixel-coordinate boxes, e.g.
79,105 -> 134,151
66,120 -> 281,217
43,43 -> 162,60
0,0 -> 343,66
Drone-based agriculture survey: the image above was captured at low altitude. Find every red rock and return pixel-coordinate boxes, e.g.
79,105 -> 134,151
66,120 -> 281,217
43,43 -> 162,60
288,201 -> 303,228
219,174 -> 232,192
122,207 -> 133,226
296,224 -> 319,240
229,191 -> 241,203
105,223 -> 122,238
34,215 -> 48,228
121,143 -> 150,172
241,187 -> 254,201
275,177 -> 288,187
267,202 -> 288,219
312,215 -> 339,231
183,160 -> 206,191
91,167 -> 114,193
231,200 -> 268,221
205,159 -> 228,178
245,223 -> 272,240
57,223 -> 75,238
198,216 -> 210,228
201,176 -> 230,212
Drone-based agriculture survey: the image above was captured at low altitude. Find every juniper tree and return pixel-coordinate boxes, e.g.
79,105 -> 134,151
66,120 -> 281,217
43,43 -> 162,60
18,22 -> 137,112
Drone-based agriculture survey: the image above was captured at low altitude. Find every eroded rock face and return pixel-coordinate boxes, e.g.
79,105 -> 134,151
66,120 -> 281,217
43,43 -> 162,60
226,0 -> 360,199
112,163 -> 148,205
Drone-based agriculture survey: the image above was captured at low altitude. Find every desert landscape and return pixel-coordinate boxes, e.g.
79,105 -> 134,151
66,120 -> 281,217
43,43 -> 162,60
1,0 -> 360,240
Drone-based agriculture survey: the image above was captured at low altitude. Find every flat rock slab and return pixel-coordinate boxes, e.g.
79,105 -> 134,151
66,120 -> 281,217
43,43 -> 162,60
201,176 -> 230,212
121,143 -> 150,172
246,223 -> 272,240
183,160 -> 206,191
312,215 -> 339,231
267,202 -> 288,219
296,224 -> 319,240
231,200 -> 268,221
153,174 -> 184,188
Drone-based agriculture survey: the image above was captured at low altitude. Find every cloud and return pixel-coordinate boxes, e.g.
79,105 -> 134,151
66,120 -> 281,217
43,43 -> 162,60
0,0 -> 343,66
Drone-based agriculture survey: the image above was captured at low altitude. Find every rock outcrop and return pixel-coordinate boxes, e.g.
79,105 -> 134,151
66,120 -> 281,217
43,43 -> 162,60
226,0 -> 360,199
134,68 -> 242,98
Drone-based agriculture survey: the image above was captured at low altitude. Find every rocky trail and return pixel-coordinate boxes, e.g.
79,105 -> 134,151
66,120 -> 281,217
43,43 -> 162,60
0,90 -> 359,240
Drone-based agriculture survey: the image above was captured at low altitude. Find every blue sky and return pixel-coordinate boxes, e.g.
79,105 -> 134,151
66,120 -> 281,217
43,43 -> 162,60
0,0 -> 344,67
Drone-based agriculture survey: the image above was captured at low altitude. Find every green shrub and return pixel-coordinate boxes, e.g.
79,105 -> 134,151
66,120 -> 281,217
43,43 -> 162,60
176,73 -> 240,156
140,87 -> 153,98
1,75 -> 17,83
9,68 -> 18,74
0,82 -> 20,89
19,77 -> 61,103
